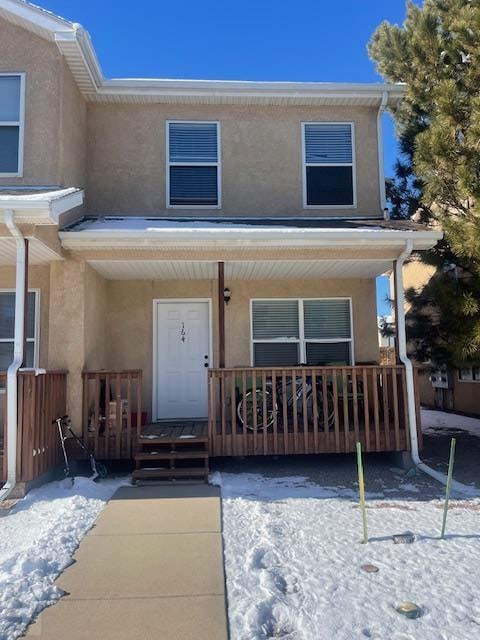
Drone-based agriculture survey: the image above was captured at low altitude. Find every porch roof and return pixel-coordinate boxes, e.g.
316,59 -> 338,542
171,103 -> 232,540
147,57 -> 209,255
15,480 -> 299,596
60,216 -> 442,252
0,187 -> 84,224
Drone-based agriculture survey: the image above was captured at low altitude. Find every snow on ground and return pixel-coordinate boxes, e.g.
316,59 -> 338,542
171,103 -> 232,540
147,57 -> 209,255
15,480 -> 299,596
422,408 -> 480,438
212,472 -> 480,640
0,476 -> 127,640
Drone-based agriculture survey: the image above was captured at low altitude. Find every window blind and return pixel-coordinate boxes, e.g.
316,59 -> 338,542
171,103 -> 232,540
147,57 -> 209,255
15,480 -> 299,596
303,299 -> 351,340
170,166 -> 218,206
169,122 -> 218,163
252,300 -> 299,340
0,75 -> 21,174
0,292 -> 37,370
304,123 -> 352,164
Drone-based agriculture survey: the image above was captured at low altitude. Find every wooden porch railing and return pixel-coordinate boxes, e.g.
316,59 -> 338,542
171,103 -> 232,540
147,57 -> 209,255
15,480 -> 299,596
82,370 -> 142,459
208,365 -> 416,457
1,371 -> 68,484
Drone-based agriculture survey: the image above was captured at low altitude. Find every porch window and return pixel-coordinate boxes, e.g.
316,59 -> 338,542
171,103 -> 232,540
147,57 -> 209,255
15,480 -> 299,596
0,74 -> 25,176
0,291 -> 38,370
302,122 -> 355,207
251,298 -> 353,367
167,121 -> 220,207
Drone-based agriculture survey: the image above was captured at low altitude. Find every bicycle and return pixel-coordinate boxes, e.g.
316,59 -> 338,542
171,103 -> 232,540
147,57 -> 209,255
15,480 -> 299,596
237,374 -> 335,431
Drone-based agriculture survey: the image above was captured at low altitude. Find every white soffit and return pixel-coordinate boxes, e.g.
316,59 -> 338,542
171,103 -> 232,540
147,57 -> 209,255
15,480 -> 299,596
0,237 -> 62,265
87,259 -> 393,281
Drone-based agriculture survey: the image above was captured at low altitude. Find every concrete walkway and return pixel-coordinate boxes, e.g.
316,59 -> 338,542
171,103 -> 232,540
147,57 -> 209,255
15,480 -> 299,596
25,484 -> 229,640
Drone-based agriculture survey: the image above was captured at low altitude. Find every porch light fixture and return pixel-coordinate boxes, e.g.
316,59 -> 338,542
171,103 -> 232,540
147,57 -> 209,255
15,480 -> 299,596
223,288 -> 231,305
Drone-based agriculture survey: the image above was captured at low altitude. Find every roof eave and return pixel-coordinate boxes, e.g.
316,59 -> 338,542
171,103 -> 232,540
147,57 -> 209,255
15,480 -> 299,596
59,228 -> 442,252
0,189 -> 84,224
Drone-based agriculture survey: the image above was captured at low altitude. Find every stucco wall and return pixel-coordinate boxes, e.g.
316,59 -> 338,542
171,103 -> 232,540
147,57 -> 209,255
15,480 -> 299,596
105,277 -> 379,420
0,264 -> 50,367
0,17 -> 86,189
86,103 -> 381,217
84,264 -> 108,370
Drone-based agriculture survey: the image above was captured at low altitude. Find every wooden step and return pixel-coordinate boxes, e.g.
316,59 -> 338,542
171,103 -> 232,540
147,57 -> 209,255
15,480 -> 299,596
138,436 -> 208,445
132,467 -> 208,480
134,451 -> 208,461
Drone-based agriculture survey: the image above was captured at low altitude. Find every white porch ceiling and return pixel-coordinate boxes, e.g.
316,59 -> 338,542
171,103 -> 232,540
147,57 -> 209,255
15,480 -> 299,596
87,259 -> 392,281
0,238 -> 63,265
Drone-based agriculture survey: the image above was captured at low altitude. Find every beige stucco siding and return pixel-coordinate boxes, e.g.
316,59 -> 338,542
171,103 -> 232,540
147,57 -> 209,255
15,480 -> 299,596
0,17 -> 86,189
86,103 -> 381,217
105,276 -> 378,420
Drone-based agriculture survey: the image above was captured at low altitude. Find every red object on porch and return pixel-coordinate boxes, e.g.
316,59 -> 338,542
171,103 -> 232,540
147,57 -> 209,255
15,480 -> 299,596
131,411 -> 148,428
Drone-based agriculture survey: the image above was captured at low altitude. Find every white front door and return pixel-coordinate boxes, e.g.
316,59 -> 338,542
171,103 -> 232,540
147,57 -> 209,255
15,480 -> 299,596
155,301 -> 210,420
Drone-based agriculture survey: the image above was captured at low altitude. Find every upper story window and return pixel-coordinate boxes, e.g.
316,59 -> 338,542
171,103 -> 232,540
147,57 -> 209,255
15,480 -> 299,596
167,121 -> 221,208
302,122 -> 355,208
0,74 -> 25,177
0,291 -> 39,371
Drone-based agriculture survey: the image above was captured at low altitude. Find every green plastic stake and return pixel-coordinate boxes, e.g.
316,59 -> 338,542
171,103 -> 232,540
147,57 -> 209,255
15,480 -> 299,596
441,437 -> 456,539
356,441 -> 368,544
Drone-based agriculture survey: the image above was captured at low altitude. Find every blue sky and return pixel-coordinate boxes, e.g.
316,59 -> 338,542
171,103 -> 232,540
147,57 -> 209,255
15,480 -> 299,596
41,0 -> 409,314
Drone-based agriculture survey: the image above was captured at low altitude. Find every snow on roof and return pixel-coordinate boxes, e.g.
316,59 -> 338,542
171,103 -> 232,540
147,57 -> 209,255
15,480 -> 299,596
63,216 -> 430,234
0,187 -> 81,202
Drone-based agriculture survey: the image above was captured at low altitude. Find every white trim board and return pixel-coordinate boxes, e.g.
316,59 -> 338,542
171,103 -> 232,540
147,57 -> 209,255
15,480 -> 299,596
0,288 -> 41,370
165,120 -> 222,210
301,121 -> 357,210
0,73 -> 25,177
249,297 -> 355,367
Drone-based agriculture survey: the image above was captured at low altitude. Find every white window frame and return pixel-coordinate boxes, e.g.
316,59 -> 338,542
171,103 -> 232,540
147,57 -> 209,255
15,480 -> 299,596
301,121 -> 357,210
166,120 -> 222,209
0,288 -> 40,375
0,73 -> 26,178
250,297 -> 355,366
458,367 -> 480,382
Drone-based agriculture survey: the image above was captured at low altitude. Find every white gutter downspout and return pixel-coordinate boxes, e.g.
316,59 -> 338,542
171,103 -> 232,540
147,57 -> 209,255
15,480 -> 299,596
377,91 -> 389,219
0,210 -> 26,502
395,240 -> 473,493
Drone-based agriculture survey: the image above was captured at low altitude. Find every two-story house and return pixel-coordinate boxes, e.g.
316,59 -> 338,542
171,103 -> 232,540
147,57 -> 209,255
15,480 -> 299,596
0,0 -> 442,491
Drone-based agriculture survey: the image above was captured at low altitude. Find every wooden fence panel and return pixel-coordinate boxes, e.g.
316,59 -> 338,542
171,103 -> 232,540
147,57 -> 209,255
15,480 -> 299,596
207,365 -> 413,457
82,370 -> 142,459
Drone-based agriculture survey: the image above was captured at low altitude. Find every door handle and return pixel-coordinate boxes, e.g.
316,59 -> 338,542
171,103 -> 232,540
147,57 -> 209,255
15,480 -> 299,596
204,362 -> 209,368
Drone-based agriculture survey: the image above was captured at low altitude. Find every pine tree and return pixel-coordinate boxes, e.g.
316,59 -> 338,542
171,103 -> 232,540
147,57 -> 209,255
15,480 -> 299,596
368,0 -> 480,368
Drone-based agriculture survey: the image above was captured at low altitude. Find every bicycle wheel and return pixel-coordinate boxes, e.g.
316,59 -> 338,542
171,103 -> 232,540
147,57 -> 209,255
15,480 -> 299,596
316,389 -> 335,430
237,389 -> 276,430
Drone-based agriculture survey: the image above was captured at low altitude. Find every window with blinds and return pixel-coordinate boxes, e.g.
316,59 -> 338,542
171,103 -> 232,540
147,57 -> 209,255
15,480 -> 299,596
251,298 -> 353,367
0,74 -> 24,176
302,123 -> 355,207
0,291 -> 38,371
167,121 -> 220,207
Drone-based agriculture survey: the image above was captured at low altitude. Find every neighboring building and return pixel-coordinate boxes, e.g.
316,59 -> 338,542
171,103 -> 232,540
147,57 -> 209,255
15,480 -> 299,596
401,256 -> 479,417
378,315 -> 394,347
0,0 -> 441,489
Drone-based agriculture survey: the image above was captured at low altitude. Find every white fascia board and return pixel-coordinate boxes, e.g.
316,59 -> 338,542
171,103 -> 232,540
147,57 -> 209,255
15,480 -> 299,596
59,227 -> 443,251
98,80 -> 406,105
0,0 -> 75,38
0,189 -> 84,224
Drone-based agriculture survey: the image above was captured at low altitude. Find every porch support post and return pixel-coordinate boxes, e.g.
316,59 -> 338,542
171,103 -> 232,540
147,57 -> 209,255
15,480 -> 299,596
392,260 -> 400,364
23,239 -> 29,367
218,261 -> 225,368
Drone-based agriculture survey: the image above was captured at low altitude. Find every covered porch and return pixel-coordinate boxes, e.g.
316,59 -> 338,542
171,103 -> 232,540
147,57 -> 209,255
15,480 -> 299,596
60,214 -> 441,471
